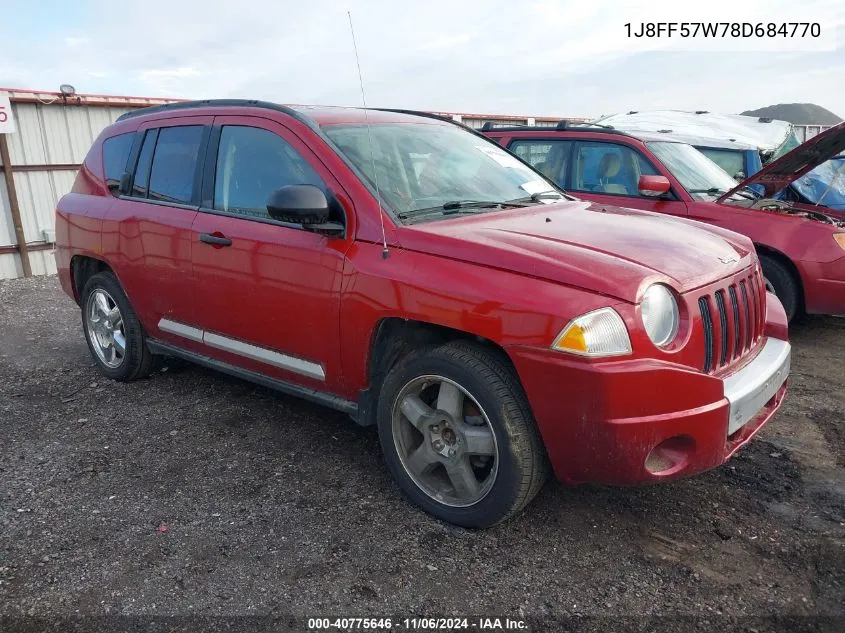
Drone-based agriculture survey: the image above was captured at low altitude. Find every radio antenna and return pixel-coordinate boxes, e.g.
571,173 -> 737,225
347,10 -> 389,259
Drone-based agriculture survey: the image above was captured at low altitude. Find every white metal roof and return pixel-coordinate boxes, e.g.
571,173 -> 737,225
594,110 -> 792,152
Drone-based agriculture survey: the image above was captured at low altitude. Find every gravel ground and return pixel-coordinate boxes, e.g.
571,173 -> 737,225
1,276 -> 843,631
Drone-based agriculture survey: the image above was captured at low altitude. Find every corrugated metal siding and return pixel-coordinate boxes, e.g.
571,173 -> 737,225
5,102 -> 133,165
794,124 -> 834,143
0,101 -> 139,278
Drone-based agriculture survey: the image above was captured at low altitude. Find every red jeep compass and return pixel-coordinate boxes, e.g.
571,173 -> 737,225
483,122 -> 845,321
55,101 -> 790,527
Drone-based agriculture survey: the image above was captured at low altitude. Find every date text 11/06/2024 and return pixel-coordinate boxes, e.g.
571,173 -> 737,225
307,617 -> 528,630
624,22 -> 821,38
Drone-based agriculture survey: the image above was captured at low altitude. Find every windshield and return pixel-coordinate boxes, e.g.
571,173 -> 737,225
771,128 -> 801,162
323,123 -> 561,221
791,156 -> 845,210
697,147 -> 745,180
647,141 -> 739,200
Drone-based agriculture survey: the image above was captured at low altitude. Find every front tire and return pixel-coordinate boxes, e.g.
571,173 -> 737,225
377,341 -> 548,528
759,255 -> 799,322
81,271 -> 155,381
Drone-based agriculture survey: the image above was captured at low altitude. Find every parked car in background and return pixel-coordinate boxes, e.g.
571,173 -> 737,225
593,111 -> 845,216
483,121 -> 845,321
56,100 -> 790,527
594,110 -> 801,179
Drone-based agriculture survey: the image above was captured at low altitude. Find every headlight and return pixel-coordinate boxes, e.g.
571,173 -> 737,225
551,307 -> 632,357
641,284 -> 679,347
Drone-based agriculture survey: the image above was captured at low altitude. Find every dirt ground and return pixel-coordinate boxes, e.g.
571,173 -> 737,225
1,276 -> 843,632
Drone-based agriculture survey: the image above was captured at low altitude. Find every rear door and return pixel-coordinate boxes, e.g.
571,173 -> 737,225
187,115 -> 351,395
102,116 -> 211,342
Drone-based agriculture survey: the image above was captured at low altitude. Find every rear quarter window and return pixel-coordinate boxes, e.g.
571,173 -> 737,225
102,132 -> 135,196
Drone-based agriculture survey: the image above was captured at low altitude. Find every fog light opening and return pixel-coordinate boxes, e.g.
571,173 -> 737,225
644,435 -> 696,476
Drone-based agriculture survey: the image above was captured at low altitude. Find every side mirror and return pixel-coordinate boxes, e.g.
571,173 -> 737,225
266,184 -> 344,236
267,185 -> 330,224
638,175 -> 671,197
118,172 -> 132,195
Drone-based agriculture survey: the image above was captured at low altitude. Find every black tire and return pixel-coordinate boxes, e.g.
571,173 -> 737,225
377,341 -> 548,528
759,255 -> 799,322
81,271 -> 155,381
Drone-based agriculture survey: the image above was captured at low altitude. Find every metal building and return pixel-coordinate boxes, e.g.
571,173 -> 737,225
0,88 -> 580,280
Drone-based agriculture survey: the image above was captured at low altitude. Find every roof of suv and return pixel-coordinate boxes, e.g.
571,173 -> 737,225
115,99 -> 458,128
482,122 -> 691,145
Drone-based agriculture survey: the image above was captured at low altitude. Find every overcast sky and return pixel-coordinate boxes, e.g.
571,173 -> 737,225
2,0 -> 843,119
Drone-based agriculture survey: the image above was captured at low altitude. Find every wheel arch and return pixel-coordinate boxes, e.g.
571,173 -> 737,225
355,317 -> 520,427
70,255 -> 115,305
753,243 -> 805,312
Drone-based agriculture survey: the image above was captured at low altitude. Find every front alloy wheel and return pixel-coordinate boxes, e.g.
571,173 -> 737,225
377,341 -> 548,528
392,375 -> 499,507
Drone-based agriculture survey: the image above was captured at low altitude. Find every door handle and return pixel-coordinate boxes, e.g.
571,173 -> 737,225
199,233 -> 232,247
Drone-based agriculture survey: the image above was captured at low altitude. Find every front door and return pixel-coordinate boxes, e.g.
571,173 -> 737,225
568,140 -> 690,218
188,116 -> 352,395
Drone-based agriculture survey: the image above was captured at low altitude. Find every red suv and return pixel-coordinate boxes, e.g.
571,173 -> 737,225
483,123 -> 845,321
56,101 -> 790,527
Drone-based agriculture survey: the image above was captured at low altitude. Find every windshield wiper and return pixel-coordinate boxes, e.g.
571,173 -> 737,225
507,191 -> 565,204
687,187 -> 724,195
398,200 -> 527,220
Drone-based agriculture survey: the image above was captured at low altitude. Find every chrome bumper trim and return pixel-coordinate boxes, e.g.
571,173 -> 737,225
723,337 -> 790,435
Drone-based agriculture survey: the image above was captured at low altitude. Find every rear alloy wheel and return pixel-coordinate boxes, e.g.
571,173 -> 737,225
81,272 -> 155,381
377,341 -> 548,527
759,255 -> 799,322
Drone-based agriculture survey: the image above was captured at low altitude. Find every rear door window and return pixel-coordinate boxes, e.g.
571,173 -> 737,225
509,140 -> 572,186
131,130 -> 157,198
147,126 -> 204,204
102,132 -> 135,196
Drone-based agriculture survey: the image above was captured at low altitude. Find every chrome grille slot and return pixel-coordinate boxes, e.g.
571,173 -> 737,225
739,280 -> 752,349
728,285 -> 741,356
715,290 -> 729,366
699,297 -> 713,373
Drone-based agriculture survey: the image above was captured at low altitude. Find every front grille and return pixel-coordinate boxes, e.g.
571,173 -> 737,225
698,267 -> 766,373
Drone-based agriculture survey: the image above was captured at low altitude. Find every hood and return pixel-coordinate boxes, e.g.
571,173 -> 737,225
788,155 -> 845,217
718,122 -> 845,202
398,200 -> 755,304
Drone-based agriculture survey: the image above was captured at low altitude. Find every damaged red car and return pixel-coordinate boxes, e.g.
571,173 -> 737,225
484,121 -> 845,321
56,102 -> 790,527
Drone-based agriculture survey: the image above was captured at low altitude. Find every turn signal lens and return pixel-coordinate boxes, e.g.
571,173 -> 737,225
834,233 -> 845,251
552,308 -> 632,357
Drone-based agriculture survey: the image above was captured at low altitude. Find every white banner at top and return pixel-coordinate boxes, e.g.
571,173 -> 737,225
0,93 -> 16,134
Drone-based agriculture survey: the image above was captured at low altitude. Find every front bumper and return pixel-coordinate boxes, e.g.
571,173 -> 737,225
800,255 -> 845,316
508,335 -> 790,487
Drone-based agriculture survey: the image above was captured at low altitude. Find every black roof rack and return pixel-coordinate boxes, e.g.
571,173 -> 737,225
372,108 -> 455,123
115,99 -> 305,123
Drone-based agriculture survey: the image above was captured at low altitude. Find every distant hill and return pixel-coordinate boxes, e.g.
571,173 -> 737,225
741,103 -> 842,125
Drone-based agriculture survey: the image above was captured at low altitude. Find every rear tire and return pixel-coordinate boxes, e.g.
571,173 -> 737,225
759,255 -> 799,322
376,341 -> 548,528
81,272 -> 155,382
